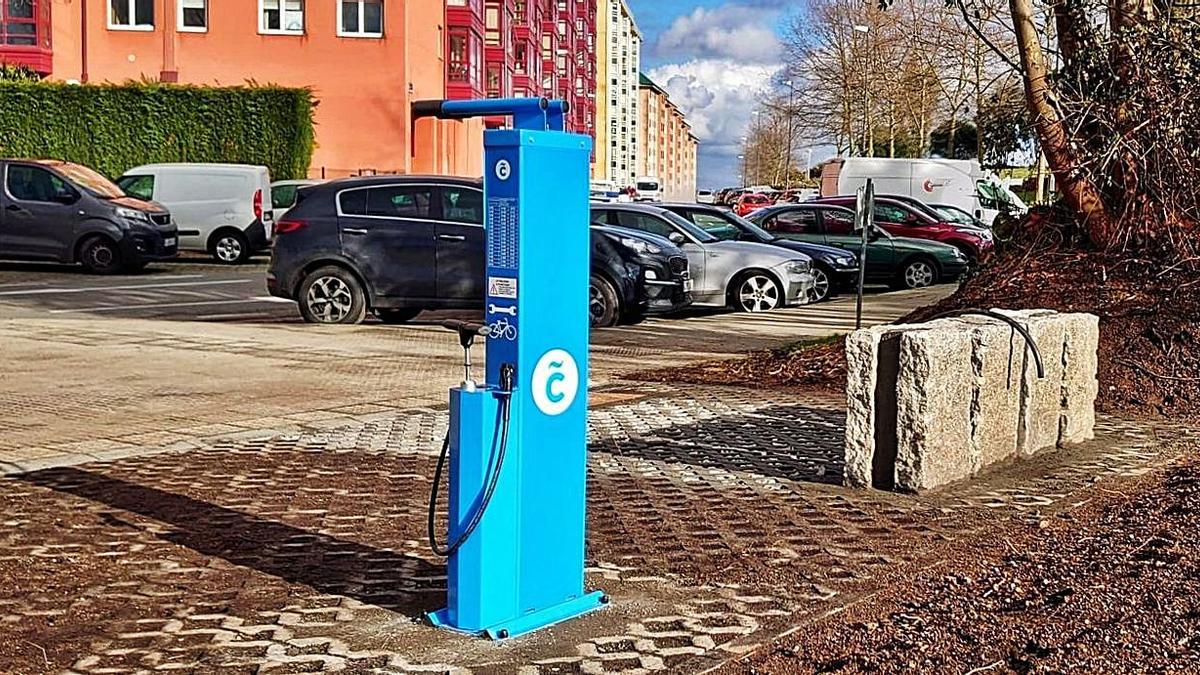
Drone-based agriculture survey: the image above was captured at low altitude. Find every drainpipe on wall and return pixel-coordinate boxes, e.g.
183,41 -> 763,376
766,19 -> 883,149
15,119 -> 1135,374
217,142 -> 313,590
80,0 -> 89,82
159,0 -> 178,82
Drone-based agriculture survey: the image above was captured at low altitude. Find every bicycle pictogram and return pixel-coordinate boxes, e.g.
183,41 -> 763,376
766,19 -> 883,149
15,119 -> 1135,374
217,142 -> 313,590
488,318 -> 518,341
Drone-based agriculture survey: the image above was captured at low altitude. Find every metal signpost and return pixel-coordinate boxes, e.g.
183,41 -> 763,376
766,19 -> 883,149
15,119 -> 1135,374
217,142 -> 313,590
413,97 -> 606,640
855,178 -> 875,330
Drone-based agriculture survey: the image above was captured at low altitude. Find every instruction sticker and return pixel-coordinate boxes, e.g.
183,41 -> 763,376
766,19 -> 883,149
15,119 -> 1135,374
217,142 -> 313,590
488,276 -> 518,299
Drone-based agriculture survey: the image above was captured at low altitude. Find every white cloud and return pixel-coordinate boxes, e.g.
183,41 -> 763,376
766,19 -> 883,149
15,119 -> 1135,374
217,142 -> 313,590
654,5 -> 783,65
648,59 -> 781,157
648,59 -> 781,189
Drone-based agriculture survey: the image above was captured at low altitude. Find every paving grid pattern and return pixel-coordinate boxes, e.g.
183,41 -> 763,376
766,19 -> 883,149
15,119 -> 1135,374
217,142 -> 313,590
0,384 -> 1186,674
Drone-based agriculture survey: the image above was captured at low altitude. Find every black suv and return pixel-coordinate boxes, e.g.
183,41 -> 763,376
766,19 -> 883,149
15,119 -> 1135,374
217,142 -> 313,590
267,175 -> 691,326
0,159 -> 177,273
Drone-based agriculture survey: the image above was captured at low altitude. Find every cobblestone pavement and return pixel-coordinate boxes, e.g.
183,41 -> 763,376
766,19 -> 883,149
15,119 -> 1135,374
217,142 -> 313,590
0,384 -> 1185,674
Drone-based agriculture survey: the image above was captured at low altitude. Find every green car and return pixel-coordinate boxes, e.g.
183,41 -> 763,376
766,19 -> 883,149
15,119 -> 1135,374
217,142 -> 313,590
748,203 -> 969,290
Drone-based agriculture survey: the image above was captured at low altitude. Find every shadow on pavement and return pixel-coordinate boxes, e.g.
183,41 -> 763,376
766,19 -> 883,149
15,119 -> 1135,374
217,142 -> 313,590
18,467 -> 445,619
596,402 -> 848,485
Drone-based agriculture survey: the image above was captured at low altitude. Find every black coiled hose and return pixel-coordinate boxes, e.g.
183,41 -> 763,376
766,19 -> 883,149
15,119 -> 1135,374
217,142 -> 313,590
427,369 -> 515,558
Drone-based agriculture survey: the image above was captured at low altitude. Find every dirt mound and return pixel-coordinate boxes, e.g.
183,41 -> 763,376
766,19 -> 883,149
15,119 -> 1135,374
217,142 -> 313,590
635,245 -> 1200,420
738,450 -> 1200,674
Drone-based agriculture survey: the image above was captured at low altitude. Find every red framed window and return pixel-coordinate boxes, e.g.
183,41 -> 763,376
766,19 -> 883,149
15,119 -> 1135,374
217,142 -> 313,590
1,0 -> 38,46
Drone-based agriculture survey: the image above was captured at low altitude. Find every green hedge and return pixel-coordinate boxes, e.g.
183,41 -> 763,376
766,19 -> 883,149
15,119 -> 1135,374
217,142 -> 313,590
0,81 -> 315,180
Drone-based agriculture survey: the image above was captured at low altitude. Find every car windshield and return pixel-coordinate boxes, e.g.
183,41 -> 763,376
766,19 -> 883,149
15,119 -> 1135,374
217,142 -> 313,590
54,163 -> 126,199
696,209 -> 775,242
660,209 -> 719,243
935,205 -> 975,225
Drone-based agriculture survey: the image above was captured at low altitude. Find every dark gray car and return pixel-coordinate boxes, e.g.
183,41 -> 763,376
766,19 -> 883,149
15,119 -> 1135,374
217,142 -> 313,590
0,159 -> 177,274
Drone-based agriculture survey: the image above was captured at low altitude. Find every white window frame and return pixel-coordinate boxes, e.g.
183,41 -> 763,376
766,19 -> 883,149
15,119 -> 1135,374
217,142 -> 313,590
337,0 -> 383,38
178,0 -> 208,33
259,0 -> 305,35
108,0 -> 155,31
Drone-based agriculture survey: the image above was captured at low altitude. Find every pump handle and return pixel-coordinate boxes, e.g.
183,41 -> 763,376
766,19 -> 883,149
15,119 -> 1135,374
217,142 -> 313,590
441,320 -> 490,349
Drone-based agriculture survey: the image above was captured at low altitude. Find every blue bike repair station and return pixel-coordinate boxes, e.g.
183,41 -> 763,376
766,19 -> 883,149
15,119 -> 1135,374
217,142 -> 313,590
413,97 -> 607,639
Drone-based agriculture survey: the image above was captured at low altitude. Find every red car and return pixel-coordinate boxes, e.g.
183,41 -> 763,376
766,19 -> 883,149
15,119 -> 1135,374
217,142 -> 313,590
815,195 -> 995,261
734,193 -> 772,217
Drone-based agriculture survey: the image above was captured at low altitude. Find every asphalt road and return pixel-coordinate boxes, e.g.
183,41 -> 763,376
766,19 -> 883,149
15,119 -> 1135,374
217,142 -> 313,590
0,254 -> 297,322
0,254 -> 952,335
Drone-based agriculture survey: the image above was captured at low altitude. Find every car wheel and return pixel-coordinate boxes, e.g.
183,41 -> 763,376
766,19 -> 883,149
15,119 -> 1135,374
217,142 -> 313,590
589,274 -> 620,328
376,308 -> 422,324
896,258 -> 939,290
210,230 -> 250,264
78,236 -> 124,275
809,264 -> 836,303
731,271 -> 783,312
298,266 -> 367,324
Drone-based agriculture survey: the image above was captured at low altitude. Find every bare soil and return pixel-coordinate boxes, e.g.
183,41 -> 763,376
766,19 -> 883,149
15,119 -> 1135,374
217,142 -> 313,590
636,248 -> 1200,420
732,444 -> 1200,674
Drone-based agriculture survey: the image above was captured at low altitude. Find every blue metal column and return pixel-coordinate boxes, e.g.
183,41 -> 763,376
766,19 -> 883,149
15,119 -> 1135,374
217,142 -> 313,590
422,98 -> 605,639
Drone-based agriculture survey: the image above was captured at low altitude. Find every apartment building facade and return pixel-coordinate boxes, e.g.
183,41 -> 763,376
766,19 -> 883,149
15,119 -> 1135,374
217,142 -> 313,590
445,0 -> 596,137
637,74 -> 698,202
1,0 -> 481,179
593,0 -> 639,187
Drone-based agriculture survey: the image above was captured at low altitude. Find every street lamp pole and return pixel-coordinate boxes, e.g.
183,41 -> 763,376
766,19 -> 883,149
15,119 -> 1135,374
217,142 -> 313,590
853,24 -> 870,157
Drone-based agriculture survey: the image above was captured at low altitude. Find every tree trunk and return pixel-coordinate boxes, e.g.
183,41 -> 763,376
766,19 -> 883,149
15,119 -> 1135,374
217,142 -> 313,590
948,109 -> 958,158
888,103 -> 896,158
1009,0 -> 1115,246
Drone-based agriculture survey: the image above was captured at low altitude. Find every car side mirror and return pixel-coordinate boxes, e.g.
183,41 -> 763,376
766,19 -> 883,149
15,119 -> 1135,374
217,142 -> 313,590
868,227 -> 882,241
53,191 -> 78,205
668,232 -> 685,245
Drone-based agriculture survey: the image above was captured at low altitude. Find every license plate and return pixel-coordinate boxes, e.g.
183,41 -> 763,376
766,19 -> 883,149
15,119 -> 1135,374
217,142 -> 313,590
163,237 -> 176,247
683,279 -> 694,293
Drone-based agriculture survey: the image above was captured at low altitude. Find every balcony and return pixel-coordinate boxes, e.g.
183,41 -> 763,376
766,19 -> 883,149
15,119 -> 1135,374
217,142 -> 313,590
0,0 -> 52,75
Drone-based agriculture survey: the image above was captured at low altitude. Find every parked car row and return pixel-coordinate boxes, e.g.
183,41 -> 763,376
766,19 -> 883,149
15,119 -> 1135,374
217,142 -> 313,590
713,186 -> 818,214
0,157 -> 972,328
266,176 -> 812,326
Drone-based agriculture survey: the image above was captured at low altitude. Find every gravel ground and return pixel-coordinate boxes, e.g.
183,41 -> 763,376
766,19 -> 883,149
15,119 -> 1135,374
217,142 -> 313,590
737,441 -> 1200,674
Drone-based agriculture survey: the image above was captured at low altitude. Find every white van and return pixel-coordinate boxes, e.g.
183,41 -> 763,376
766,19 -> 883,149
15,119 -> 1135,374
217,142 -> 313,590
819,157 -> 1026,226
117,163 -> 274,263
634,176 -> 663,202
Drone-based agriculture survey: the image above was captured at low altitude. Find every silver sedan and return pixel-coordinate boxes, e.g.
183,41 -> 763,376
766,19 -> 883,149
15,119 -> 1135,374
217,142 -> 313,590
590,204 -> 816,312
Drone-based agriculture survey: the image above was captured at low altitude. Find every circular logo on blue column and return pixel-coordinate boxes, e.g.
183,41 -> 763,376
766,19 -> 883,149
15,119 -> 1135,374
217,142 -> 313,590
531,349 -> 579,416
495,159 -> 512,181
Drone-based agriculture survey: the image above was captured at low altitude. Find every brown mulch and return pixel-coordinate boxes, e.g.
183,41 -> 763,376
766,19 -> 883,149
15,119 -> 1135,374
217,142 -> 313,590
729,445 -> 1200,674
634,248 -> 1200,420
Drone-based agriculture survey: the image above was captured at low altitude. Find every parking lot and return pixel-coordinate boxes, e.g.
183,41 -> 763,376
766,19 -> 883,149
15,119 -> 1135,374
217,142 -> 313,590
0,255 -> 949,470
0,256 -> 1187,673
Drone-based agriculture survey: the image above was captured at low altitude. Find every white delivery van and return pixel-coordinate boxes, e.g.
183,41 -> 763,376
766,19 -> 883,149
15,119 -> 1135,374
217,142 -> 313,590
819,157 -> 1026,226
117,163 -> 274,263
634,176 -> 664,202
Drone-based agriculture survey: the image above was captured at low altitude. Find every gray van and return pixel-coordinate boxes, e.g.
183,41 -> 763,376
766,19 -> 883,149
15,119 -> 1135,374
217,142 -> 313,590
0,159 -> 177,274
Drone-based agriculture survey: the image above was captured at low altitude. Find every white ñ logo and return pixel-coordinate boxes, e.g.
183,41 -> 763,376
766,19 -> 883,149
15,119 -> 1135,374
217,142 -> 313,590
495,159 -> 512,181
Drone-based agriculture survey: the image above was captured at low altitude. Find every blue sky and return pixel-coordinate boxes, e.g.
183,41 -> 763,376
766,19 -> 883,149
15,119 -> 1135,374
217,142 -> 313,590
625,0 -> 802,189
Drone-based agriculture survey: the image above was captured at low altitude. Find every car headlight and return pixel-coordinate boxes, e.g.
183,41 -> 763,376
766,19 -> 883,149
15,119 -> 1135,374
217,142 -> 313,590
785,260 -> 811,275
115,206 -> 151,222
832,255 -> 856,268
619,237 -> 662,255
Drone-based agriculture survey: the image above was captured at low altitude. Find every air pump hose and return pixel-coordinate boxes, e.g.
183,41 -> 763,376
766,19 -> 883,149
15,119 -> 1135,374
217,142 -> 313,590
923,308 -> 1046,379
426,366 -> 515,558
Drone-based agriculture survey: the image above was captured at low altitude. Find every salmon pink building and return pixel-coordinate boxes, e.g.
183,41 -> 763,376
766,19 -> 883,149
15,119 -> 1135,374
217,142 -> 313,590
0,0 -> 484,179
